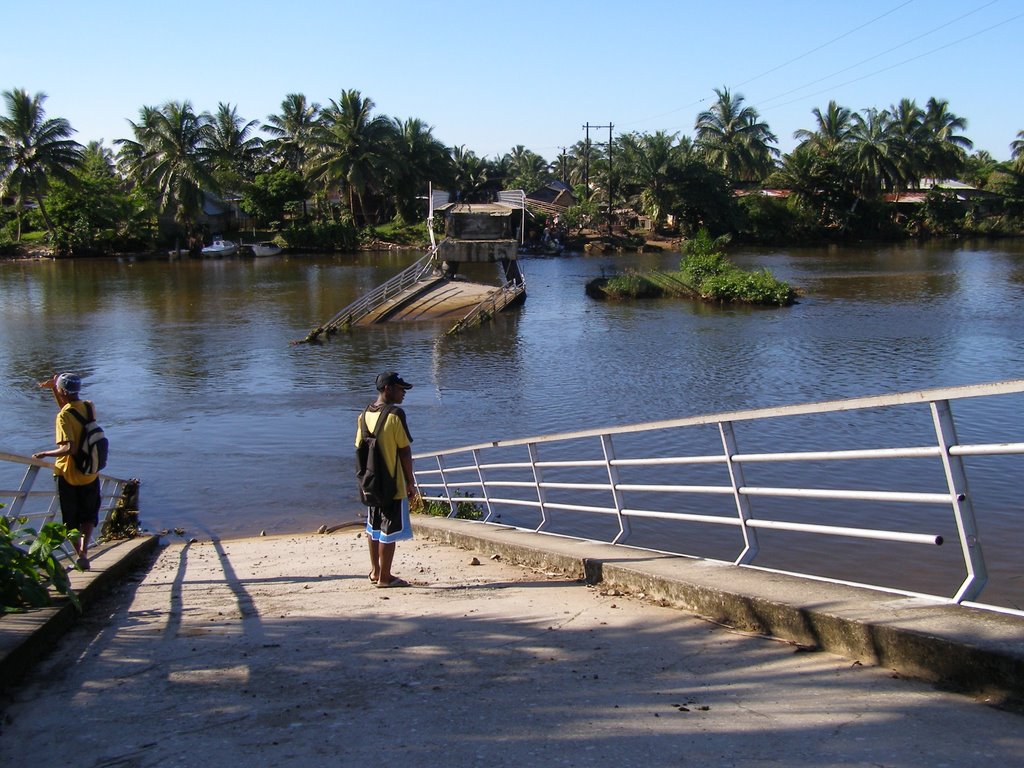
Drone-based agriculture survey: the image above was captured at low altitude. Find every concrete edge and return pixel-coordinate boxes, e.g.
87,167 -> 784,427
0,534 -> 161,690
412,516 -> 1024,706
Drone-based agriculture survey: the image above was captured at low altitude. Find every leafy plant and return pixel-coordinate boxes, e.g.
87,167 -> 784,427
412,490 -> 484,520
0,512 -> 81,613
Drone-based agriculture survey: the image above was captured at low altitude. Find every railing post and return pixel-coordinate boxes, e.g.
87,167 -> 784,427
720,421 -> 760,565
600,434 -> 629,544
434,454 -> 457,518
8,463 -> 44,519
472,449 -> 496,522
527,443 -> 548,531
931,400 -> 988,602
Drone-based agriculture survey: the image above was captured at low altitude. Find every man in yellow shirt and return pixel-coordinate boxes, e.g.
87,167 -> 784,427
355,371 -> 418,587
33,372 -> 100,570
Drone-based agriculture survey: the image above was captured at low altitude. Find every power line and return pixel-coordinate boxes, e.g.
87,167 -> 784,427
756,0 -> 1001,109
735,0 -> 917,88
761,10 -> 1024,114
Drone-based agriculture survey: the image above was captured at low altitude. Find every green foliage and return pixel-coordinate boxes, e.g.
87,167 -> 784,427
363,219 -> 430,246
678,228 -> 795,306
413,491 -> 484,520
282,219 -> 359,251
240,169 -> 306,226
0,514 -> 81,613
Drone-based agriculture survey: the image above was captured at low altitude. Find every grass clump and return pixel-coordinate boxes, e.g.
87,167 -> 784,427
412,490 -> 484,520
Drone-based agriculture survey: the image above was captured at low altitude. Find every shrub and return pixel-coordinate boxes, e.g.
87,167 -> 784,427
412,491 -> 484,520
0,513 -> 81,613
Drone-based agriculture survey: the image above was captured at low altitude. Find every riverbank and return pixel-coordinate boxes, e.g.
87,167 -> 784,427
1,519 -> 1021,767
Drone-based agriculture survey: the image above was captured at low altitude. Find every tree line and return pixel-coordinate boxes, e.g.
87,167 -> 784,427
2,85 -> 1023,256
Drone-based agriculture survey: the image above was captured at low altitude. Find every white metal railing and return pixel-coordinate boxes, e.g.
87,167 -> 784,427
445,278 -> 527,335
0,451 -> 134,563
298,250 -> 441,341
412,380 -> 1024,611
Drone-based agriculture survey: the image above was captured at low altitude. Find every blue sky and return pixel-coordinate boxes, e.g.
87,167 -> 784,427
4,0 -> 1022,162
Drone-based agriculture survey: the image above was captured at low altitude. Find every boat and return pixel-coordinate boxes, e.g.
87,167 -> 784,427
251,241 -> 282,257
201,238 -> 237,257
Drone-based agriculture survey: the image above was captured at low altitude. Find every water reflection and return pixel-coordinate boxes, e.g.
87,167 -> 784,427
1,240 -> 1022,607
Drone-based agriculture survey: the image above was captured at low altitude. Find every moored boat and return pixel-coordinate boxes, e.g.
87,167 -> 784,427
251,241 -> 282,257
201,238 -> 237,257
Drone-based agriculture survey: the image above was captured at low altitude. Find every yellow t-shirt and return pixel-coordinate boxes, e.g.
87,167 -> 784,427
355,407 -> 412,500
55,401 -> 99,486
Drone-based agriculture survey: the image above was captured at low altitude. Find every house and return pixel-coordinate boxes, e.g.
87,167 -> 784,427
525,181 -> 577,215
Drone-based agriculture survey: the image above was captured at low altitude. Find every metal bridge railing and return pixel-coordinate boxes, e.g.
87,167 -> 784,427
297,249 -> 440,341
0,451 -> 134,563
445,278 -> 527,335
412,380 -> 1024,611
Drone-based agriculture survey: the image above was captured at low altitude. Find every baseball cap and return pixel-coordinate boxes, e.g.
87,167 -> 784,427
375,371 -> 413,391
55,372 -> 81,395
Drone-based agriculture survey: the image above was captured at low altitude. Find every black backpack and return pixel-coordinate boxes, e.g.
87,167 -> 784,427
68,401 -> 109,475
356,405 -> 398,507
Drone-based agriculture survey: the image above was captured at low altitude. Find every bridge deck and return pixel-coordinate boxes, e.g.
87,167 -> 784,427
360,276 -> 504,324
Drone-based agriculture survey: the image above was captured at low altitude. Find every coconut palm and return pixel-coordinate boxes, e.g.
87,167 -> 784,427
848,107 -> 903,195
449,145 -> 491,202
386,117 -> 451,222
306,89 -> 395,224
0,88 -> 84,240
695,86 -> 778,183
921,98 -> 973,180
208,102 -> 264,190
501,144 -> 549,193
887,98 -> 929,188
793,100 -> 853,156
1012,130 -> 1024,173
617,130 -> 681,229
263,93 -> 320,175
116,100 -> 219,249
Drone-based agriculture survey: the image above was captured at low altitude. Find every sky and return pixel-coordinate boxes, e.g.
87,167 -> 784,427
3,0 -> 1022,163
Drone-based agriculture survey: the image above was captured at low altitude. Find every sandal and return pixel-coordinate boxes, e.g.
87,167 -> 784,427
368,573 -> 378,584
375,577 -> 409,588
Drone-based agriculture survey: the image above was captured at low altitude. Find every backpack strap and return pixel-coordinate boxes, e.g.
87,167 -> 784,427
67,402 -> 91,425
363,404 -> 395,438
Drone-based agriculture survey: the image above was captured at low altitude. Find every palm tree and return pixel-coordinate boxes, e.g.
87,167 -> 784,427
921,98 -> 973,180
449,145 -> 491,202
793,100 -> 853,156
386,117 -> 451,222
695,86 -> 778,183
306,89 -> 395,224
116,100 -> 219,250
263,93 -> 320,175
208,102 -> 264,190
887,98 -> 929,188
1012,130 -> 1024,173
617,130 -> 680,229
849,107 -> 902,195
0,88 -> 84,240
502,144 -> 549,193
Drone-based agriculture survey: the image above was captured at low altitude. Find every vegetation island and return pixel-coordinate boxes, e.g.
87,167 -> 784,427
2,86 -> 1023,264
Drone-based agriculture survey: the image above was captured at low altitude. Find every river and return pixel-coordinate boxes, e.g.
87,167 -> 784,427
1,241 -> 1022,608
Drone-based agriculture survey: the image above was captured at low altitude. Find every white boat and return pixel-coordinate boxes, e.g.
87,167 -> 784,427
201,238 -> 237,257
251,241 -> 282,257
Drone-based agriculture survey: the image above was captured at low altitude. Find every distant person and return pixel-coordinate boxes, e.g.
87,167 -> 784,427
32,373 -> 101,570
356,371 -> 418,587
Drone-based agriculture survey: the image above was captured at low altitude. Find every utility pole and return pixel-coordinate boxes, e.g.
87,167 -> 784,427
584,122 -> 614,236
